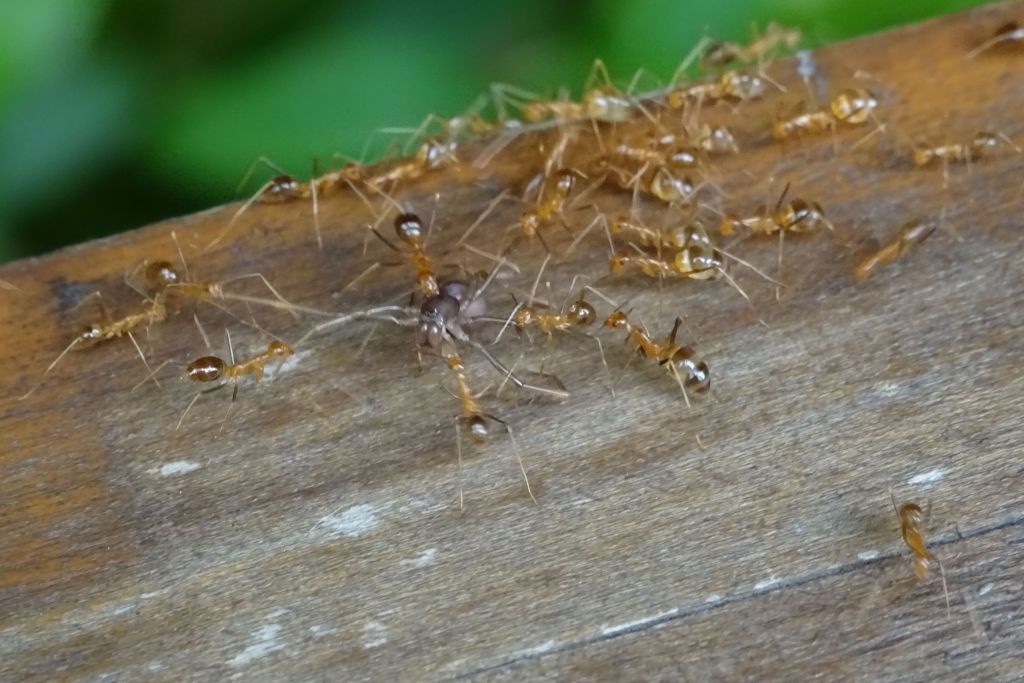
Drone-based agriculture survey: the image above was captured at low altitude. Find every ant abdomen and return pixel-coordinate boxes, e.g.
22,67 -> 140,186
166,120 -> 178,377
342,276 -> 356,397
187,356 -> 225,382
668,348 -> 711,393
394,212 -> 425,246
144,261 -> 180,289
466,415 -> 490,443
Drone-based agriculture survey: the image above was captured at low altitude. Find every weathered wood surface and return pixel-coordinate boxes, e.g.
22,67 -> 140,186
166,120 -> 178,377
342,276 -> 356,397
1,3 -> 1023,681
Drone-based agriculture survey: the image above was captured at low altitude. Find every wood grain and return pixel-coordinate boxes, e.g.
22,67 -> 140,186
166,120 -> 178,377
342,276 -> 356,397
1,3 -> 1022,681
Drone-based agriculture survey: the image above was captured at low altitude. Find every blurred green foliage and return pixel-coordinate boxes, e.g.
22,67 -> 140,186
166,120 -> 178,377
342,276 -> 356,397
0,0 -> 990,263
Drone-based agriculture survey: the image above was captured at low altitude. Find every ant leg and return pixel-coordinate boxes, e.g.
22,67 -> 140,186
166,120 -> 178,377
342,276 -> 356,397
470,341 -> 568,398
127,331 -> 161,390
776,230 -> 785,302
454,417 -> 466,511
483,413 -> 537,506
18,335 -> 86,400
456,189 -> 510,246
310,168 -> 323,250
176,391 -> 203,430
131,359 -> 173,393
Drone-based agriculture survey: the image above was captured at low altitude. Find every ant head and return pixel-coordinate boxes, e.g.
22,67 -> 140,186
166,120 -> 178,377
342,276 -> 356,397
268,341 -> 293,359
394,213 -> 425,246
187,356 -> 225,382
145,260 -> 180,289
609,250 -> 630,272
604,310 -> 629,329
667,90 -> 687,110
567,299 -> 597,326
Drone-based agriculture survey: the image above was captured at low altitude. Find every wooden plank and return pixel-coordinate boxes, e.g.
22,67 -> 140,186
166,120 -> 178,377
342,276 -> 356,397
1,2 -> 1022,681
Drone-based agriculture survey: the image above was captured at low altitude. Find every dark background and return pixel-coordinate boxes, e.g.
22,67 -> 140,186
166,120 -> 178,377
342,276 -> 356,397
0,0 -> 988,263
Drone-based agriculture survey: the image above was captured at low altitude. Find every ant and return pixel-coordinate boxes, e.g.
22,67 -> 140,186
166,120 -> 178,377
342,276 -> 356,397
604,310 -> 709,405
667,70 -> 767,109
609,216 -> 712,251
719,183 -> 833,299
854,220 -> 937,283
492,255 -> 599,341
892,493 -> 951,615
515,168 -> 586,252
519,60 -> 644,124
913,131 -> 1020,170
701,22 -> 801,70
772,87 -> 878,140
967,20 -> 1024,58
610,244 -> 723,282
447,353 -> 535,508
373,212 -> 440,298
20,290 -> 171,400
177,332 -> 294,429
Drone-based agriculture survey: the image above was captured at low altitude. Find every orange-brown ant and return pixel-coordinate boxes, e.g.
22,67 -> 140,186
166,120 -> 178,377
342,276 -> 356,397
514,168 -> 587,252
667,70 -> 767,108
604,310 -> 710,405
719,183 -> 832,298
447,353 -> 535,509
854,220 -> 937,283
912,131 -> 1020,168
772,88 -> 878,140
892,493 -> 951,615
700,22 -> 801,70
373,211 -> 441,298
176,332 -> 295,430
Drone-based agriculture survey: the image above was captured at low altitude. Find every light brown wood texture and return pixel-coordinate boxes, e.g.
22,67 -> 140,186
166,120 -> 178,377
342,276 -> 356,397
1,3 -> 1023,681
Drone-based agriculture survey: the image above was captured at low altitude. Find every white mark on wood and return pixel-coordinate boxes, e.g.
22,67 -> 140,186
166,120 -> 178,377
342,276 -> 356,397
513,640 -> 557,658
978,583 -> 993,596
113,604 -> 135,616
908,468 -> 944,486
155,460 -> 201,477
858,550 -> 881,561
401,548 -> 437,568
310,624 -> 336,638
268,350 -> 311,380
140,591 -> 164,600
754,576 -> 780,591
397,498 -> 445,516
876,381 -> 902,396
147,662 -> 164,671
229,624 -> 283,667
600,609 -> 679,637
361,621 -> 388,649
704,594 -> 722,604
315,504 -> 379,539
